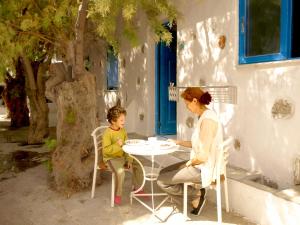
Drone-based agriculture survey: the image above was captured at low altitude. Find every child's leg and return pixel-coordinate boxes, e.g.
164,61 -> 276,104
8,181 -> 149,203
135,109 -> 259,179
107,158 -> 126,196
131,159 -> 144,190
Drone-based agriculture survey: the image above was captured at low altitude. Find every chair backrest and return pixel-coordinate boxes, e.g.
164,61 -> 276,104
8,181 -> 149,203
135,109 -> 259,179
216,136 -> 234,178
91,126 -> 108,165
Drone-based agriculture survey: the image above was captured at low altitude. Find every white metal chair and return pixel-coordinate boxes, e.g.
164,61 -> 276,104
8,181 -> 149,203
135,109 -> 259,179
91,126 -> 118,207
183,137 -> 233,224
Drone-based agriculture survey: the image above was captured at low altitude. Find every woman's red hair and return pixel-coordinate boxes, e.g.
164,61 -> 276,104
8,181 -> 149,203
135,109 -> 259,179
180,87 -> 212,105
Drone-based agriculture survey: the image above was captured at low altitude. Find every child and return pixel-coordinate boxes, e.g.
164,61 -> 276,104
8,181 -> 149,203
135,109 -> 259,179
102,105 -> 144,205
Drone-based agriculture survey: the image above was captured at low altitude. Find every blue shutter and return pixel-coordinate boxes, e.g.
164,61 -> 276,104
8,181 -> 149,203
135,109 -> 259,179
107,51 -> 119,90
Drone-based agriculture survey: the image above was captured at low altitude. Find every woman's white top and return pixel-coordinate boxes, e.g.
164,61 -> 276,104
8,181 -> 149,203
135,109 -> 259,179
190,109 -> 223,188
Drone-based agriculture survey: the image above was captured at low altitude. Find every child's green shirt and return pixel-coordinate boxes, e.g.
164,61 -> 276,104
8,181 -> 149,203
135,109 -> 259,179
102,127 -> 131,163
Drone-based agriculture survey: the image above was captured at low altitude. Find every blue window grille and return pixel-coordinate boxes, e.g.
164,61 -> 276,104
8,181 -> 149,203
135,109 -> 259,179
106,49 -> 119,90
239,0 -> 300,64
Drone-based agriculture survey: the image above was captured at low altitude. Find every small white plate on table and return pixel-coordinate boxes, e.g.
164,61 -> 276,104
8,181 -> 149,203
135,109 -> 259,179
125,139 -> 147,146
148,140 -> 177,150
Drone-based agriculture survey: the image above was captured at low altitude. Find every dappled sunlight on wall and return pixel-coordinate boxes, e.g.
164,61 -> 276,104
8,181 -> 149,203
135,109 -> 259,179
178,29 -> 195,84
196,21 -> 209,64
206,17 -> 222,62
178,67 -> 188,83
118,35 -> 153,135
177,10 -> 236,86
235,64 -> 300,188
129,46 -> 143,63
212,57 -> 229,82
211,103 -> 235,134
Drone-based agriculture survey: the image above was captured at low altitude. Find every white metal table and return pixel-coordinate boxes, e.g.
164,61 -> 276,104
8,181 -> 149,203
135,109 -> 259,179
123,140 -> 179,219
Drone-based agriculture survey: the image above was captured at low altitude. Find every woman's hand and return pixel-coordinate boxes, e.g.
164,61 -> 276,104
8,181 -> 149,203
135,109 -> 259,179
186,158 -> 204,167
167,139 -> 179,145
185,160 -> 192,167
168,139 -> 192,148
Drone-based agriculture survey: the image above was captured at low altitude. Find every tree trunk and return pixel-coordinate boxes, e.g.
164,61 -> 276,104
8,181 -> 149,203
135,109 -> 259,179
47,0 -> 97,193
2,59 -> 29,128
23,57 -> 49,144
51,73 -> 96,193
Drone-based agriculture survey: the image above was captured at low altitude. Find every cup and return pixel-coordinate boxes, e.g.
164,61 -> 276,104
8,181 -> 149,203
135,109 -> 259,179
148,137 -> 157,142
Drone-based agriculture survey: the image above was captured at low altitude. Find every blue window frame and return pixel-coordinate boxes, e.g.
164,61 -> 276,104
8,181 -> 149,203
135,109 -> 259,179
106,49 -> 119,90
238,0 -> 300,64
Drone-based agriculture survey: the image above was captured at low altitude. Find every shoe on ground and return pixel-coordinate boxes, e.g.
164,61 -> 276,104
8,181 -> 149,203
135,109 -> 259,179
190,188 -> 206,215
114,195 -> 121,205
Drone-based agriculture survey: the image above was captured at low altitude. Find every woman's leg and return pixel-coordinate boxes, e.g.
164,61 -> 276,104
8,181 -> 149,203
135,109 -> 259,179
157,161 -> 201,197
107,158 -> 126,197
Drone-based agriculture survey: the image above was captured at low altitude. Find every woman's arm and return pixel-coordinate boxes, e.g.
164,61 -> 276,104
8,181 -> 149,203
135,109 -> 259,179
173,140 -> 192,148
188,118 -> 218,166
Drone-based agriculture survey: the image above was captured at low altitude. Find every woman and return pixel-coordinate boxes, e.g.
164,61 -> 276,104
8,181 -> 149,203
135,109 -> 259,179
156,87 -> 223,215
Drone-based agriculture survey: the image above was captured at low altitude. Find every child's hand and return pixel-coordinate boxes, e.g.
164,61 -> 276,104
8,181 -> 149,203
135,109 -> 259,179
124,161 -> 132,169
99,161 -> 107,170
117,138 -> 123,146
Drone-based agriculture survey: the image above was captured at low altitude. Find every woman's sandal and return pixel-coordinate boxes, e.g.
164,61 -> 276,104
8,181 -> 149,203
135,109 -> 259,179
190,188 -> 206,215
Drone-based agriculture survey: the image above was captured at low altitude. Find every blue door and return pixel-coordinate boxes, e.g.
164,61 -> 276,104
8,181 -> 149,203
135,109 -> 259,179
155,24 -> 177,135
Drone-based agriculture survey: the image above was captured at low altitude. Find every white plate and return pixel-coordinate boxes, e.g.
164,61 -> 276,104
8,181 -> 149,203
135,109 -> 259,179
125,139 -> 146,146
149,140 -> 177,149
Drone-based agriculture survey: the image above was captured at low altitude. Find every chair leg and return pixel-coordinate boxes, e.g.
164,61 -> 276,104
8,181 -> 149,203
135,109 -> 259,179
183,183 -> 188,219
224,177 -> 229,213
91,166 -> 97,199
216,181 -> 222,224
111,173 -> 115,207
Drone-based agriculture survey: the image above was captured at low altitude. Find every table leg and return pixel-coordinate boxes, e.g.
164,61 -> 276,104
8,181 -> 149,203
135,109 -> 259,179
151,155 -> 155,212
129,154 -> 171,220
129,155 -> 146,204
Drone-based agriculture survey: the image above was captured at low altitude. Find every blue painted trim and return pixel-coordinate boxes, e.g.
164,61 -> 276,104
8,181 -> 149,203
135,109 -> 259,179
155,43 -> 160,135
285,0 -> 292,58
238,0 -> 246,64
280,0 -> 290,58
238,0 -> 292,64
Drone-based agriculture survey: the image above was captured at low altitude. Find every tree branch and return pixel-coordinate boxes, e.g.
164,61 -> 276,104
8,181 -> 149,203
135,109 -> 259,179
22,55 -> 42,113
22,56 -> 37,91
45,63 -> 68,101
18,31 -> 56,45
74,0 -> 89,78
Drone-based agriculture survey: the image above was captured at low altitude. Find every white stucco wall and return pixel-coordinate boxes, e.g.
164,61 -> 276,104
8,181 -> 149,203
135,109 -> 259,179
174,0 -> 300,188
119,16 -> 156,136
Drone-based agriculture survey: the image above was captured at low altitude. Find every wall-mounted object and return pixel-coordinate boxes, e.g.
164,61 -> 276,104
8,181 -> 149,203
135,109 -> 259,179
271,98 -> 294,119
234,138 -> 241,151
168,83 -> 237,104
139,113 -> 144,121
168,82 -> 177,101
186,117 -> 194,128
293,155 -> 300,185
218,35 -> 226,49
178,41 -> 185,52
